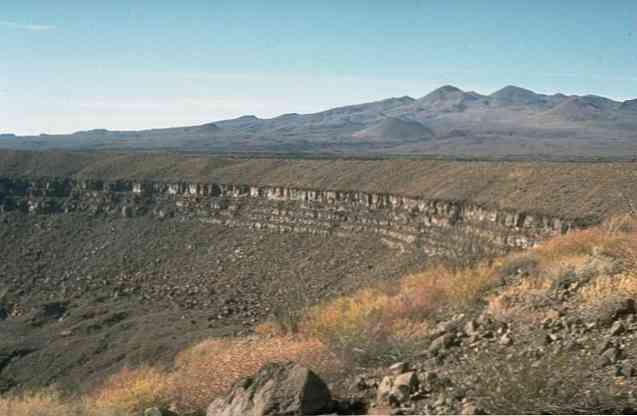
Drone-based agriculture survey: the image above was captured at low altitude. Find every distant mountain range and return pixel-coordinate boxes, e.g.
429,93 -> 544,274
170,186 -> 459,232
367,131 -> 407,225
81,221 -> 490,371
3,85 -> 637,159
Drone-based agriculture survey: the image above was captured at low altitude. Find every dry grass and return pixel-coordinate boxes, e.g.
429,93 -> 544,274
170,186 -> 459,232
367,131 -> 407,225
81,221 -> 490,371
254,321 -> 286,337
487,216 -> 637,323
301,288 -> 394,350
82,335 -> 339,413
167,336 -> 338,412
301,261 -> 498,360
577,273 -> 637,315
0,390 -> 86,416
88,366 -> 170,415
487,277 -> 554,324
533,215 -> 634,263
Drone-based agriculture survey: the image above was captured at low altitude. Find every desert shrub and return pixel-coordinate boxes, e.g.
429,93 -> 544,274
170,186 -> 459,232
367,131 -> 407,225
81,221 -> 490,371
167,336 -> 339,412
270,303 -> 305,335
576,273 -> 637,318
533,216 -> 636,265
492,252 -> 540,283
468,350 -> 635,414
394,262 -> 497,320
301,261 -> 498,364
485,217 -> 637,325
299,288 -> 396,364
611,226 -> 637,272
0,389 -> 86,416
88,366 -> 170,415
486,276 -> 554,323
254,320 -> 285,337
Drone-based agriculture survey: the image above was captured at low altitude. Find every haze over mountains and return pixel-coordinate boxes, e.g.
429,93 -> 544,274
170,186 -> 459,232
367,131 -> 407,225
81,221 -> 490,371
3,85 -> 637,159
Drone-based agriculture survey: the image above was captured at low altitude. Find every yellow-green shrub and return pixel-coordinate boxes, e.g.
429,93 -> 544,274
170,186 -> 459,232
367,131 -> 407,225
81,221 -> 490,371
167,336 -> 338,412
0,389 -> 86,416
88,366 -> 170,415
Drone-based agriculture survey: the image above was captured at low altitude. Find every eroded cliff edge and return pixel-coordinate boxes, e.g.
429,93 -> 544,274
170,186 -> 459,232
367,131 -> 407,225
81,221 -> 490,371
2,150 -> 636,221
1,176 -> 575,256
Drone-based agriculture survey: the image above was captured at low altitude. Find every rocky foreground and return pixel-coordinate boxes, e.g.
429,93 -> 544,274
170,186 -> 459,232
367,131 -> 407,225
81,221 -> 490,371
138,244 -> 637,415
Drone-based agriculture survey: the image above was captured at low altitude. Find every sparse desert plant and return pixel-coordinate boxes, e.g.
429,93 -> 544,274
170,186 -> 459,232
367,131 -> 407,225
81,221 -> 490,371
270,303 -> 305,335
254,320 -> 285,337
533,215 -> 637,265
469,350 -> 635,414
486,275 -> 554,323
167,335 -> 339,412
88,366 -> 171,415
492,251 -> 540,282
0,389 -> 86,416
301,288 -> 392,350
301,261 -> 499,364
576,273 -> 637,319
396,261 -> 498,318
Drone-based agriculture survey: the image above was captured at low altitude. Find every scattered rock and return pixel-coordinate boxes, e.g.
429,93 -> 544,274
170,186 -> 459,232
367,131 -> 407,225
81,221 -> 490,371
461,399 -> 484,415
144,408 -> 178,416
351,375 -> 369,391
499,333 -> 513,346
610,321 -> 626,336
30,301 -> 67,326
464,319 -> 479,336
619,363 -> 636,378
600,347 -> 621,367
429,333 -> 456,355
389,362 -> 410,375
392,372 -> 419,403
544,333 -> 558,344
206,362 -> 332,416
377,372 -> 419,407
377,376 -> 394,404
601,298 -> 637,324
433,320 -> 453,337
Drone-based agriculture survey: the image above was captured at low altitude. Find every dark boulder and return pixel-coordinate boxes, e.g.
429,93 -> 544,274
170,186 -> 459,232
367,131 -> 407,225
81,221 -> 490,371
206,362 -> 332,416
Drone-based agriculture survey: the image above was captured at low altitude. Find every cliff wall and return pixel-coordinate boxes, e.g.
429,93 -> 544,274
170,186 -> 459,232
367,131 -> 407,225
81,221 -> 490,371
2,150 -> 637,222
0,176 -> 574,256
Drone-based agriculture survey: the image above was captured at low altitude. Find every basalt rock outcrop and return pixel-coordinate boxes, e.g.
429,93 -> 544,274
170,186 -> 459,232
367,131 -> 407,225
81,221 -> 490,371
0,177 -> 575,257
206,362 -> 332,416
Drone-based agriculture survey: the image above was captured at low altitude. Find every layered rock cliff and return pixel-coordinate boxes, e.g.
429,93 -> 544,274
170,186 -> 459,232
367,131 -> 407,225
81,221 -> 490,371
0,176 -> 573,257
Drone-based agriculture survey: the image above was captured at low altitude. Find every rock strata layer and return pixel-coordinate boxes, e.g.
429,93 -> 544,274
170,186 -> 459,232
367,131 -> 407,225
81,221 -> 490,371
0,177 -> 575,256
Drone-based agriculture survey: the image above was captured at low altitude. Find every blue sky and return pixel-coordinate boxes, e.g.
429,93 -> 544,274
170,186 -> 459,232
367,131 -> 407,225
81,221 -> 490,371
1,0 -> 636,135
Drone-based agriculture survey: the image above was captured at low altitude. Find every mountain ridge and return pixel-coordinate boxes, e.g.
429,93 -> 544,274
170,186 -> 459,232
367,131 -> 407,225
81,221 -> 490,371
2,85 -> 637,158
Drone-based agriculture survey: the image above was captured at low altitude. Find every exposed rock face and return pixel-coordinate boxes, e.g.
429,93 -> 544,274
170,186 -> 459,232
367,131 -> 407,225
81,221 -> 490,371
0,177 -> 575,256
206,362 -> 332,416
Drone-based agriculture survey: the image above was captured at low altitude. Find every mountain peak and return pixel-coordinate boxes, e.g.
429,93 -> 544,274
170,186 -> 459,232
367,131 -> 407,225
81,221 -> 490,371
236,115 -> 259,121
419,85 -> 465,101
430,85 -> 463,95
491,85 -> 537,98
440,84 -> 462,92
490,85 -> 544,106
494,85 -> 535,94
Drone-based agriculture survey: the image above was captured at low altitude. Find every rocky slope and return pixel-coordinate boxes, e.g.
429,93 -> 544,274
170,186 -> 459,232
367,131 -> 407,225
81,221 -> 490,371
332,258 -> 637,414
1,151 -> 636,402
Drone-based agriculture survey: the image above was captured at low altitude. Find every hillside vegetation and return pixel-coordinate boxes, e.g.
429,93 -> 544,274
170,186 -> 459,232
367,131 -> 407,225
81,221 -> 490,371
3,216 -> 637,414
